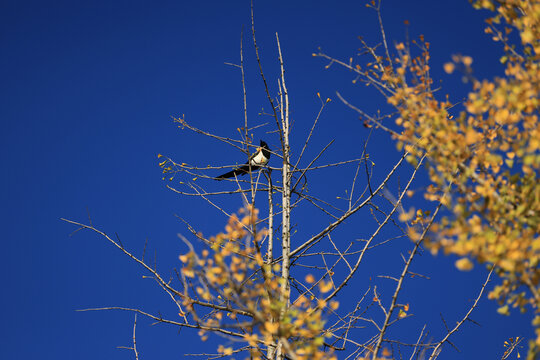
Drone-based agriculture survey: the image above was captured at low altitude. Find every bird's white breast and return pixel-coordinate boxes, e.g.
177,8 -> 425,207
251,150 -> 269,166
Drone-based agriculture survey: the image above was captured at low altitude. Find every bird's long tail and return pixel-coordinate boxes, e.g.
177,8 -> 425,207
216,165 -> 253,180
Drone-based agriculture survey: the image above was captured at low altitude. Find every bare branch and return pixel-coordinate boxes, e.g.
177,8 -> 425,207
428,267 -> 495,360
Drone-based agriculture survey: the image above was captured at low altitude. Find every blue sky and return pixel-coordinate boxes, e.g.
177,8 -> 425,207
0,0 -> 532,359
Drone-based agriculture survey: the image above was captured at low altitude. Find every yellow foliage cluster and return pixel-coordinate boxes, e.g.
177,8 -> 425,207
157,153 -> 176,182
361,0 -> 540,355
179,206 -> 337,360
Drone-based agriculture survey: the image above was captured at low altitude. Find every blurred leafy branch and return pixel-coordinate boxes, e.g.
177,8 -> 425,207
316,0 -> 539,357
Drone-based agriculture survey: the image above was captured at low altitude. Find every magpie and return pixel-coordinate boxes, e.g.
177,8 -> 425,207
216,140 -> 271,180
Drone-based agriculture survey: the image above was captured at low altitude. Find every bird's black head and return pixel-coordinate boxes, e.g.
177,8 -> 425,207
259,140 -> 271,159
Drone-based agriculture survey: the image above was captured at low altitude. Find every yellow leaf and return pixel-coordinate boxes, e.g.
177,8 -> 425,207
179,254 -> 188,263
183,268 -> 195,278
218,345 -> 233,355
319,280 -> 333,293
233,272 -> 245,282
244,333 -> 258,346
521,29 -> 534,43
196,287 -> 211,301
455,257 -> 474,271
495,108 -> 510,123
465,128 -> 481,144
493,93 -> 505,107
407,228 -> 421,242
399,207 -> 415,222
264,321 -> 279,334
443,62 -> 455,74
462,56 -> 473,66
305,274 -> 315,284
295,295 -> 308,306
497,305 -> 510,316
